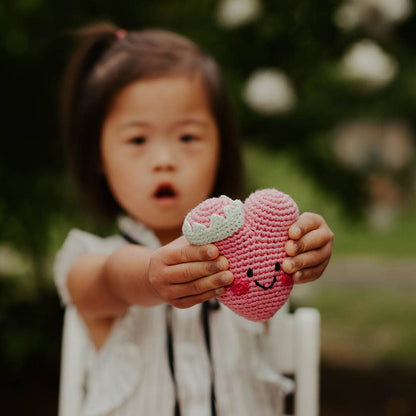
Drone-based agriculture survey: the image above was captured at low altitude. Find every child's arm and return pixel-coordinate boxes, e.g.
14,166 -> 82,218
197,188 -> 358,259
67,237 -> 233,319
282,212 -> 334,283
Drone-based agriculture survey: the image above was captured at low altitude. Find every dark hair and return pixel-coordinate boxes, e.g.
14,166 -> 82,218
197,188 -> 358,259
61,21 -> 244,219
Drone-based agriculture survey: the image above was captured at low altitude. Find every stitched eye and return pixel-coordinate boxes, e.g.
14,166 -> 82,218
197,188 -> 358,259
247,268 -> 254,278
275,262 -> 281,272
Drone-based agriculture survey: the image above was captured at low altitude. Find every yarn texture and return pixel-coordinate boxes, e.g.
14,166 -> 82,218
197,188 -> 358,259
183,188 -> 299,321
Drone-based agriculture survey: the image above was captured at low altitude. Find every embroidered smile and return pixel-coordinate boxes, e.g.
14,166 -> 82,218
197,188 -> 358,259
255,276 -> 277,290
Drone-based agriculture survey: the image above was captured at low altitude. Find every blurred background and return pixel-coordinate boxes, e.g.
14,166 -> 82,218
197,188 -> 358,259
1,0 -> 415,415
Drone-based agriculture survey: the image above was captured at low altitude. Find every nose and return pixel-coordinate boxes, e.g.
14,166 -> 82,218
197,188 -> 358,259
151,143 -> 177,172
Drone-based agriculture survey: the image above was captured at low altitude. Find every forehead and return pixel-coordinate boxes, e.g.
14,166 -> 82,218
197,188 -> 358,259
106,75 -> 214,124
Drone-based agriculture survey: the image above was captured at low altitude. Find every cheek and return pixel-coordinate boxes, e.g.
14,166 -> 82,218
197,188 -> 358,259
191,147 -> 219,191
200,158 -> 218,188
230,278 -> 250,295
281,272 -> 293,286
104,161 -> 145,206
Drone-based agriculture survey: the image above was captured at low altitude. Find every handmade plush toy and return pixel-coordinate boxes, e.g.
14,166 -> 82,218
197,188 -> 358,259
182,188 -> 299,322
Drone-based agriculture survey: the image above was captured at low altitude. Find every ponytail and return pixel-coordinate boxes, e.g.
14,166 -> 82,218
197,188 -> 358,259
60,21 -> 119,174
60,22 -> 125,217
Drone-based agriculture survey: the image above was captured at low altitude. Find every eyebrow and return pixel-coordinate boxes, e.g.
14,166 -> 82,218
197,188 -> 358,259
118,120 -> 151,131
118,118 -> 210,131
175,119 -> 209,128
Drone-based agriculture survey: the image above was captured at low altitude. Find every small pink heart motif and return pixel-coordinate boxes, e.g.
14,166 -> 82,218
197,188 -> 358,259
183,188 -> 299,321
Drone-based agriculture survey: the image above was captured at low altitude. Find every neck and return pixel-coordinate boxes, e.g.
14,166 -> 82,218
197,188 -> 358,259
154,227 -> 182,246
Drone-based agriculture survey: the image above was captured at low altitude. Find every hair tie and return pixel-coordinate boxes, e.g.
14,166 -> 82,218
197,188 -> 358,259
115,29 -> 127,40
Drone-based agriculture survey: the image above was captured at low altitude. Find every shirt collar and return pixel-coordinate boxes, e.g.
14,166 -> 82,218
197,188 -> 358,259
117,215 -> 161,250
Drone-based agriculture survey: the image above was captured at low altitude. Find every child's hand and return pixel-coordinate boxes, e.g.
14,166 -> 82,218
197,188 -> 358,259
147,236 -> 234,308
282,212 -> 334,284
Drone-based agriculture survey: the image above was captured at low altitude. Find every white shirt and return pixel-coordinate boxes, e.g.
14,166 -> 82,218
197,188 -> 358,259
54,216 -> 293,416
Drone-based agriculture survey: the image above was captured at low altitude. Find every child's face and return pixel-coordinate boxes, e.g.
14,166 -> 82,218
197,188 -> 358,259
101,75 -> 220,243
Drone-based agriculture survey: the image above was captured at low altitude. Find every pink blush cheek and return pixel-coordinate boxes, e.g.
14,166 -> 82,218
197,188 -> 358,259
229,278 -> 250,295
281,273 -> 293,286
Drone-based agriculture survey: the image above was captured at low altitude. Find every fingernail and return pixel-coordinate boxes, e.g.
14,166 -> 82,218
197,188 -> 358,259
209,261 -> 221,273
291,226 -> 301,238
207,247 -> 216,258
221,273 -> 232,284
292,242 -> 299,254
293,271 -> 302,281
215,288 -> 225,296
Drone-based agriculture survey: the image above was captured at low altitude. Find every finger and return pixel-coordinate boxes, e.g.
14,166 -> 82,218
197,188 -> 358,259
172,286 -> 228,309
285,228 -> 331,256
165,256 -> 229,283
292,259 -> 330,284
171,270 -> 234,298
164,237 -> 219,265
288,212 -> 324,240
282,242 -> 332,274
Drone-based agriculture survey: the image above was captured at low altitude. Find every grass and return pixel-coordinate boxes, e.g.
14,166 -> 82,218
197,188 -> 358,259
295,286 -> 416,368
331,213 -> 416,259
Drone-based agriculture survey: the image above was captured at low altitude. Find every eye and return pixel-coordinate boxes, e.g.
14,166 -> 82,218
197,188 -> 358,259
130,136 -> 146,145
247,268 -> 254,278
180,134 -> 197,143
275,262 -> 281,272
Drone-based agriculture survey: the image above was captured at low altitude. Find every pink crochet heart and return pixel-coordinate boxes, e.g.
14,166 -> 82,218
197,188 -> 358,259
182,188 -> 299,321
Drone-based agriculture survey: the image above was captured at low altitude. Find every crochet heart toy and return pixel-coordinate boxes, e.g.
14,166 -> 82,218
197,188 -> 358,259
182,188 -> 299,322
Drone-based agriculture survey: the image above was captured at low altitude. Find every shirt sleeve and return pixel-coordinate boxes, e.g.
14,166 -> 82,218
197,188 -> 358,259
53,229 -> 111,306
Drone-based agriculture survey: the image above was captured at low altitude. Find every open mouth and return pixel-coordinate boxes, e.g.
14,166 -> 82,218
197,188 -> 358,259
255,276 -> 277,290
153,183 -> 177,199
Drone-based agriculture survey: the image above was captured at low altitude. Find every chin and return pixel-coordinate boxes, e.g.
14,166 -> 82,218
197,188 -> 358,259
148,217 -> 183,233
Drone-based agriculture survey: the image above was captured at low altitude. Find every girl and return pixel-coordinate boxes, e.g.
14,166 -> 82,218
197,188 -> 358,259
55,21 -> 334,416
